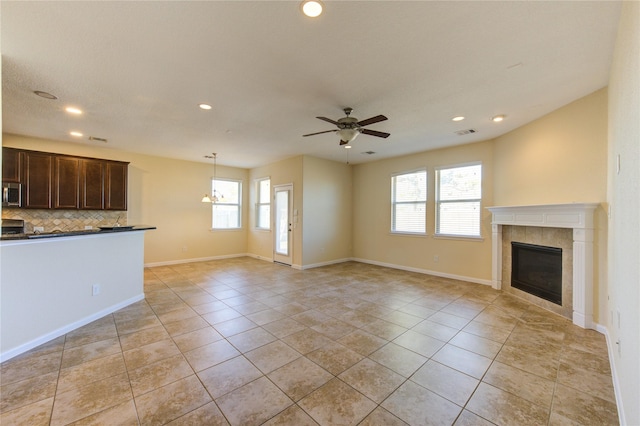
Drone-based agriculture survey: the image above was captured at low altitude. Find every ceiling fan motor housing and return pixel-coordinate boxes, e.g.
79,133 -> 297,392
337,116 -> 360,129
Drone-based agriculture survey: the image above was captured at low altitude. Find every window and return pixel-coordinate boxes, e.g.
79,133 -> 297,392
391,169 -> 427,234
436,163 -> 482,237
211,179 -> 242,229
256,178 -> 270,229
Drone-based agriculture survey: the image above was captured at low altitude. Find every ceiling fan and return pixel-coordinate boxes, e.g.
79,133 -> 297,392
303,107 -> 390,145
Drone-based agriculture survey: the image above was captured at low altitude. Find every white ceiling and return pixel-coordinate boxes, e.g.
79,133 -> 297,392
1,1 -> 621,168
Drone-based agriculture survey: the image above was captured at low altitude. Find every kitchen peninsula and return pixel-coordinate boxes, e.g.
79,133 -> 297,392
0,226 -> 155,361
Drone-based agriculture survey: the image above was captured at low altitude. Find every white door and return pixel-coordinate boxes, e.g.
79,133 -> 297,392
273,184 -> 293,265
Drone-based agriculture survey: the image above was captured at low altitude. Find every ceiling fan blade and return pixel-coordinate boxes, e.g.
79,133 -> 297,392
361,129 -> 391,138
302,130 -> 336,137
316,116 -> 340,125
357,115 -> 388,127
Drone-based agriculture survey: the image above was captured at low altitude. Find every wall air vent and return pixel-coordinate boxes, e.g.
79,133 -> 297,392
454,129 -> 477,136
362,151 -> 376,155
88,136 -> 108,143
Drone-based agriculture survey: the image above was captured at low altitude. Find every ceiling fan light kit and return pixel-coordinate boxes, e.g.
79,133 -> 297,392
303,107 -> 390,146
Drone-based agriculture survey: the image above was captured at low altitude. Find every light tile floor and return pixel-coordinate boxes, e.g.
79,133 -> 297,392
0,257 -> 619,425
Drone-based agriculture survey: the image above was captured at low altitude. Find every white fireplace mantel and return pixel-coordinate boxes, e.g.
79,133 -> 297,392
487,203 -> 600,329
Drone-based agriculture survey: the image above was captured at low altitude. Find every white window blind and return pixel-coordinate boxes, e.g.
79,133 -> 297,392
212,179 -> 242,229
391,169 -> 427,234
256,178 -> 270,229
436,164 -> 482,237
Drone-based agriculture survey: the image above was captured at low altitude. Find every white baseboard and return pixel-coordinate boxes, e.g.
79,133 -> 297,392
351,257 -> 493,286
144,253 -> 248,267
299,258 -> 353,270
246,253 -> 274,263
0,293 -> 144,363
596,324 -> 625,426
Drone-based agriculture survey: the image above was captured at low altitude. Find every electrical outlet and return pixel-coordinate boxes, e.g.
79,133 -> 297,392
433,255 -> 439,263
85,225 -> 93,230
34,226 -> 44,232
92,284 -> 100,296
182,246 -> 188,252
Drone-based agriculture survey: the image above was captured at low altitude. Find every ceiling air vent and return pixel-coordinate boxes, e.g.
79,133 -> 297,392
454,129 -> 477,136
89,136 -> 108,143
362,151 -> 376,155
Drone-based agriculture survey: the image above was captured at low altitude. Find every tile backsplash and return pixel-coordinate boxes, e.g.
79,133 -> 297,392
2,209 -> 127,233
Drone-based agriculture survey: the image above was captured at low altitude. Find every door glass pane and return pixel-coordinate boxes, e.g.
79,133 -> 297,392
275,190 -> 289,255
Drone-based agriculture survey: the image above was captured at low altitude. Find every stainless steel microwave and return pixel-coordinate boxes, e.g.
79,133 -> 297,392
2,183 -> 21,207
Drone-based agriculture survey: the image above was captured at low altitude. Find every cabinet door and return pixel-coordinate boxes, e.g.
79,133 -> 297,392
2,148 -> 22,183
105,161 -> 128,210
23,151 -> 53,208
80,159 -> 104,210
54,156 -> 80,209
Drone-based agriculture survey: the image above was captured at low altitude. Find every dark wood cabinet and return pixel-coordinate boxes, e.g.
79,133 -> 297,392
23,151 -> 53,209
80,159 -> 105,210
53,156 -> 81,209
2,148 -> 22,183
105,161 -> 128,210
2,147 -> 128,211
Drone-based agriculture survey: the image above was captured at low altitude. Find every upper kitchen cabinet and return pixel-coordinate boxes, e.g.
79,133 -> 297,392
80,159 -> 105,210
54,156 -> 81,209
1,147 -> 129,210
105,161 -> 128,210
23,151 -> 53,209
2,147 -> 22,183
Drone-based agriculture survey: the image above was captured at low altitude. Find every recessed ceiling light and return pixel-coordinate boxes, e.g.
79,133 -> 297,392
301,0 -> 323,17
199,103 -> 212,110
69,131 -> 83,137
491,115 -> 506,122
452,116 -> 465,122
65,106 -> 83,115
34,90 -> 58,100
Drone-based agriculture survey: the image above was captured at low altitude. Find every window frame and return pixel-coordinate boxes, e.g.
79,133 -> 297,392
255,177 -> 271,230
211,178 -> 242,230
434,162 -> 482,239
390,167 -> 427,235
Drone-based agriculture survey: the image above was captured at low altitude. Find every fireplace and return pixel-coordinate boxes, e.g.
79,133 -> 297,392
487,203 -> 599,329
511,242 -> 562,305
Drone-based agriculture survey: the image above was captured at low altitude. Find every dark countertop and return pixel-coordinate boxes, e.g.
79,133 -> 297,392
0,225 -> 156,241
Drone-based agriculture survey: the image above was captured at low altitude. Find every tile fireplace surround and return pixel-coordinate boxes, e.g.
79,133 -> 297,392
487,203 -> 600,330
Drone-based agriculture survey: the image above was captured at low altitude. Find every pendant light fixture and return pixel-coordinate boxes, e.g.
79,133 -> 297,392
202,153 -> 222,203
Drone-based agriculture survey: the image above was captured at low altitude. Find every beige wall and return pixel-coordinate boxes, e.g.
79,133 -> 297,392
247,155 -> 352,269
351,89 -> 608,300
493,88 -> 609,323
302,156 -> 352,266
352,140 -> 495,283
607,2 -> 640,423
2,134 -> 249,265
493,88 -> 608,206
247,155 -> 304,266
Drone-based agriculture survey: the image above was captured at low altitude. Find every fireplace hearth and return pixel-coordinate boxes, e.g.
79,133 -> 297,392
511,242 -> 562,305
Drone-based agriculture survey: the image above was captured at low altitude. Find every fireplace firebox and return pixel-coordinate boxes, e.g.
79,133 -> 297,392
511,242 -> 562,305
